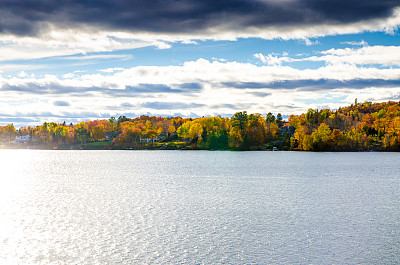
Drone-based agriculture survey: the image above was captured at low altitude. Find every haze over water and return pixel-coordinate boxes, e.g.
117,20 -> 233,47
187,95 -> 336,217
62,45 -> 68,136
1,150 -> 399,264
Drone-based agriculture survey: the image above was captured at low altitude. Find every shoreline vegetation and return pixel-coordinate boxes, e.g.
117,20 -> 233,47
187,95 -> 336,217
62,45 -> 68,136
2,100 -> 400,151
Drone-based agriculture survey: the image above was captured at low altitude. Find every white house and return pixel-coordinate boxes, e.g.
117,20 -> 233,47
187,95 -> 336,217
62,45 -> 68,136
15,135 -> 30,143
140,137 -> 153,143
139,136 -> 160,143
139,133 -> 167,143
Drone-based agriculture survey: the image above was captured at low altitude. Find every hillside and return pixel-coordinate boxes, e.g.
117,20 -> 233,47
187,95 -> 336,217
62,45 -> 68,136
1,101 -> 400,151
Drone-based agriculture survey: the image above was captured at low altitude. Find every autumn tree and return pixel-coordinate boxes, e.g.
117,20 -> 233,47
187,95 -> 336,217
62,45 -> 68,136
54,125 -> 69,144
177,122 -> 190,139
92,124 -> 106,142
229,111 -> 250,148
189,122 -> 203,139
312,123 -> 331,150
0,124 -> 17,143
75,122 -> 89,145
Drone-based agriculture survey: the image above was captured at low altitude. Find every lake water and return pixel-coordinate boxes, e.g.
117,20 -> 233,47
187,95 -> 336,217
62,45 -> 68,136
0,150 -> 399,264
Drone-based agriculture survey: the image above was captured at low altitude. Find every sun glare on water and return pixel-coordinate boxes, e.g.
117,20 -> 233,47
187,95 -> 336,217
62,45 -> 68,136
0,149 -> 40,198
0,150 -> 40,264
0,150 -> 36,189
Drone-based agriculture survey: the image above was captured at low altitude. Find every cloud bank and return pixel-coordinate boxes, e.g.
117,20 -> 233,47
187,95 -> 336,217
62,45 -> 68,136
1,0 -> 399,37
1,52 -> 400,125
0,1 -> 399,61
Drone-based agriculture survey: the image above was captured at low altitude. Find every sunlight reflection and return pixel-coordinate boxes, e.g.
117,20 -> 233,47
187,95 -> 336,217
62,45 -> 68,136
0,149 -> 40,206
0,150 -> 39,264
0,150 -> 35,189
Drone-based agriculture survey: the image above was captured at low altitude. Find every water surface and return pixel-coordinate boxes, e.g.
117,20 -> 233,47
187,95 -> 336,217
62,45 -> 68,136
0,150 -> 399,264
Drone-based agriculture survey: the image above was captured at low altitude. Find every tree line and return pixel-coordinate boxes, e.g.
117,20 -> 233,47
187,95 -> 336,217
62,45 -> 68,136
1,100 -> 400,151
289,100 -> 400,151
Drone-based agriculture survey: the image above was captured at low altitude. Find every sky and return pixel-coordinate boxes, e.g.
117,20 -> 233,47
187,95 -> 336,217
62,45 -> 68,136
0,0 -> 400,126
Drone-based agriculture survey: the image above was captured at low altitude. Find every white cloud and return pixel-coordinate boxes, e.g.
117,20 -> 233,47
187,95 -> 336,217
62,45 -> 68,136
1,58 -> 400,125
153,41 -> 172,49
316,46 -> 400,66
181,40 -> 198,45
17,71 -> 28,78
4,59 -> 400,90
0,31 -> 171,61
254,53 -> 267,64
301,38 -> 320,46
255,45 -> 400,67
340,40 -> 369,46
254,53 -> 293,65
62,73 -> 74,79
98,67 -> 126,73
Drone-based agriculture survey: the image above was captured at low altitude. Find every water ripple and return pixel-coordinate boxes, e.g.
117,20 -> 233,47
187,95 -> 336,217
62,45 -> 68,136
0,150 -> 399,264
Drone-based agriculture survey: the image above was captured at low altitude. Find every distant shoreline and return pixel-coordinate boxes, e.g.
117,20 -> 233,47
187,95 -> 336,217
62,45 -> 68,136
0,143 -> 385,152
2,101 -> 400,152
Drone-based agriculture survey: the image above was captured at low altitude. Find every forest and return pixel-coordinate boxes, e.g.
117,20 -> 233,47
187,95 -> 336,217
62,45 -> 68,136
1,100 -> 400,151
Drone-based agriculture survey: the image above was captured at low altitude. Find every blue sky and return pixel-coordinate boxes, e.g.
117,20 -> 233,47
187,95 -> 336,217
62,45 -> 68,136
0,0 -> 400,126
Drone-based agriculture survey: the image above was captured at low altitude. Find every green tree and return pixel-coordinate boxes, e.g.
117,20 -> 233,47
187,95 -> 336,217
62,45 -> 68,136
207,129 -> 228,149
75,122 -> 89,145
177,122 -> 190,139
306,108 -> 318,124
231,111 -> 248,131
266,112 -> 276,124
109,117 -> 118,138
276,113 -> 283,127
117,116 -> 129,125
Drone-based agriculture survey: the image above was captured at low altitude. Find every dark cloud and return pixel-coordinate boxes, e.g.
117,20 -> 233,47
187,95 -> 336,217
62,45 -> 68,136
248,92 -> 271,97
379,94 -> 400,101
120,102 -> 135,108
53,100 -> 70,106
0,117 -> 39,123
124,83 -> 201,94
177,83 -> 203,90
1,83 -> 51,94
271,105 -> 298,110
2,79 -> 399,103
0,82 -> 201,96
224,79 -> 400,91
211,104 -> 238,109
12,111 -> 103,119
291,79 -> 400,91
141,102 -> 205,110
125,84 -> 177,94
223,82 -> 271,89
1,82 -> 99,96
211,103 -> 254,110
121,83 -> 202,96
0,0 -> 398,36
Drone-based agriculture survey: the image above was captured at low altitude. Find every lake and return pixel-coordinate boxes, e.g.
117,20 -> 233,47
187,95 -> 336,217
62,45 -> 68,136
0,150 -> 399,264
